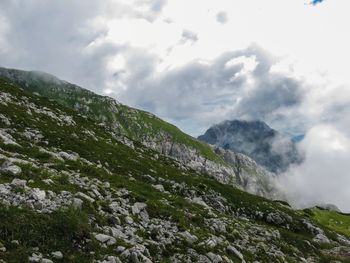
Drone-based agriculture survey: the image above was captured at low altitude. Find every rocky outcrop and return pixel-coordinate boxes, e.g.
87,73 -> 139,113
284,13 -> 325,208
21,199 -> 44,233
142,131 -> 277,198
213,147 -> 279,198
143,133 -> 235,184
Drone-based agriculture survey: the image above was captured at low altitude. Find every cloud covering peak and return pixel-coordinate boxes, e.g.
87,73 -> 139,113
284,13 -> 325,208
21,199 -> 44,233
118,45 -> 304,135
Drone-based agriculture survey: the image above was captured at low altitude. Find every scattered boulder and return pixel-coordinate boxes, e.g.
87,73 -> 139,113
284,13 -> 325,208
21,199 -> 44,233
11,240 -> 19,245
227,245 -> 245,261
100,256 -> 122,263
42,179 -> 54,185
109,227 -> 127,240
125,216 -> 134,224
179,231 -> 198,244
206,252 -> 222,263
303,220 -> 330,243
72,198 -> 84,209
10,178 -> 27,188
51,251 -> 63,259
58,151 -> 78,161
266,212 -> 284,225
76,192 -> 95,203
142,174 -> 156,183
1,161 -> 21,175
109,215 -> 121,225
132,202 -> 147,214
30,188 -> 46,201
152,184 -> 164,192
95,234 -> 117,246
116,246 -> 126,253
29,253 -> 42,262
314,233 -> 330,244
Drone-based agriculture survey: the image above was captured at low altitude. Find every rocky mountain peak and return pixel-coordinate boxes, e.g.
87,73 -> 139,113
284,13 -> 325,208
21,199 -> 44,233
199,119 -> 301,173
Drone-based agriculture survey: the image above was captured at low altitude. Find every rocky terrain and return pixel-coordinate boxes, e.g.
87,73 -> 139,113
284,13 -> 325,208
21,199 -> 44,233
0,72 -> 350,262
198,120 -> 301,173
0,67 -> 275,198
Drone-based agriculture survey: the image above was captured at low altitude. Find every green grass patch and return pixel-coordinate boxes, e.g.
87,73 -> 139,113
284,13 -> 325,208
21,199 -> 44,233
309,208 -> 350,237
0,205 -> 94,262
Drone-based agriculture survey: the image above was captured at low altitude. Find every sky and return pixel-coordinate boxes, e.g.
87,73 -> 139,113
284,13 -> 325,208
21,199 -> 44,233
1,0 -> 350,211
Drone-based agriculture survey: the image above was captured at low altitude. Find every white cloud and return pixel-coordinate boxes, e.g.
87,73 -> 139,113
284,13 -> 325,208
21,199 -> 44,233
278,125 -> 350,212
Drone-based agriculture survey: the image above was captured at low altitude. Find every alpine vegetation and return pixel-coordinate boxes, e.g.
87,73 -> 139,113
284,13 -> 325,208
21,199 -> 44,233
0,71 -> 349,262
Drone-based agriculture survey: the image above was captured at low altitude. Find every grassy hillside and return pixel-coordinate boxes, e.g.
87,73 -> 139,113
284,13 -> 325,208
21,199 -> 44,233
0,75 -> 350,262
0,67 -> 222,163
305,207 -> 350,237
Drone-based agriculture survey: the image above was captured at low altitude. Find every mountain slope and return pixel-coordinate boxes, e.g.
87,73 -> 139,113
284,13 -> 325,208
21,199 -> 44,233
0,67 -> 220,162
0,67 -> 275,198
198,120 -> 301,173
1,73 -> 350,262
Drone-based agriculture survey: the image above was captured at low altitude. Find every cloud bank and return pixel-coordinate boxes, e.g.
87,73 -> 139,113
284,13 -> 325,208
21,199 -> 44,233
278,125 -> 350,212
119,45 -> 305,135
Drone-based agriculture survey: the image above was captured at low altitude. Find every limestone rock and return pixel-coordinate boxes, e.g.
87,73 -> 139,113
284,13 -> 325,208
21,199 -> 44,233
95,233 -> 117,246
10,178 -> 27,188
1,161 -> 21,175
51,251 -> 63,259
227,246 -> 244,261
179,231 -> 198,244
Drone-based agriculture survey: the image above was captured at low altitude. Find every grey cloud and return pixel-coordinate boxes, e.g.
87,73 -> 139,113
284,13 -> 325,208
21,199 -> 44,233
216,11 -> 228,24
234,72 -> 302,121
133,0 -> 168,22
120,45 -> 304,135
181,29 -> 198,43
0,0 -> 165,93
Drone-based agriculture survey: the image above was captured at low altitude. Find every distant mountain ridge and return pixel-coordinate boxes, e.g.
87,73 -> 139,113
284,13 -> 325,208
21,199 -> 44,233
198,120 -> 302,173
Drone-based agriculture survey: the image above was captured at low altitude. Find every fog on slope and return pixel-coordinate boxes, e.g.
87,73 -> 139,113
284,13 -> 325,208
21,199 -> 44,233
277,125 -> 350,212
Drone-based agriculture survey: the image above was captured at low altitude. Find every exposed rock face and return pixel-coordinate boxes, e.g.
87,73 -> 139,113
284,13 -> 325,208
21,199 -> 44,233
142,133 -> 235,185
198,120 -> 302,173
213,147 -> 279,198
142,131 -> 277,198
